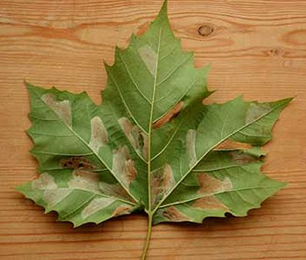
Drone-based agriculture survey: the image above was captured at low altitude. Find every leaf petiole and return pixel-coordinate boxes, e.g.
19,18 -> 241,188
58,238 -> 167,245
141,213 -> 153,260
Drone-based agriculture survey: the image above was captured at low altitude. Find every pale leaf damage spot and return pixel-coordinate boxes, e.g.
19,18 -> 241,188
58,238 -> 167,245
112,146 -> 137,186
41,93 -> 72,126
193,196 -> 229,211
151,164 -> 175,206
81,197 -> 116,219
43,189 -> 71,208
138,45 -> 157,76
153,101 -> 184,129
89,116 -> 108,152
163,206 -> 190,222
68,170 -> 100,193
99,182 -> 133,201
230,151 -> 257,165
32,173 -> 57,190
246,103 -> 271,124
198,173 -> 232,195
118,117 -> 148,159
186,129 -> 197,167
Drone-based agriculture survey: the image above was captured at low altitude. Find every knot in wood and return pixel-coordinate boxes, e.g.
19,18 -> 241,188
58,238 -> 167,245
198,25 -> 214,37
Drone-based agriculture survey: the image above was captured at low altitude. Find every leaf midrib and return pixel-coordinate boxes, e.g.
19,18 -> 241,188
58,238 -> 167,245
147,27 -> 163,214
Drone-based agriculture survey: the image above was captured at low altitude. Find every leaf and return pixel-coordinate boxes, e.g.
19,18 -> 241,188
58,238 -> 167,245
17,1 -> 292,259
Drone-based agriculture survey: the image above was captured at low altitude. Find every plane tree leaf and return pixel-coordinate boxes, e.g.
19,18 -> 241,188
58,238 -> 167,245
17,1 -> 291,259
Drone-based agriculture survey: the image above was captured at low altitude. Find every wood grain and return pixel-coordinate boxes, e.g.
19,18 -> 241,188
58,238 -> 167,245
0,0 -> 306,259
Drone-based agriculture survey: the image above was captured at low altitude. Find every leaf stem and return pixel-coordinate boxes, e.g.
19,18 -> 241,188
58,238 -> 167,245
141,213 -> 153,260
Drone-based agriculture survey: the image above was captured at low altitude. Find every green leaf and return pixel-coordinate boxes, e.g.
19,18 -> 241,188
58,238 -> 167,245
17,1 -> 291,259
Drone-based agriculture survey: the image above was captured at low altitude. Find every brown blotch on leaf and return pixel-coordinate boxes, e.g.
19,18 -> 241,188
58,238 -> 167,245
163,206 -> 190,222
60,157 -> 95,170
153,101 -> 184,129
118,117 -> 148,160
230,151 -> 257,165
198,173 -> 232,195
99,182 -> 133,201
215,139 -> 252,150
125,159 -> 137,183
151,164 -> 175,206
112,146 -> 137,186
193,196 -> 228,211
112,205 -> 133,217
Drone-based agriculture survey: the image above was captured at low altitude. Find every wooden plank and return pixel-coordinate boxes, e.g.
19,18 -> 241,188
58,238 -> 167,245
0,0 -> 305,259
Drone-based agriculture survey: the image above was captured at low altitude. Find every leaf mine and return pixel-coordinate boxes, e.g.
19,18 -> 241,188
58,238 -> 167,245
186,129 -> 197,167
153,101 -> 184,129
60,157 -> 95,170
99,182 -> 133,201
81,197 -> 116,219
119,117 -> 148,160
162,206 -> 191,222
197,173 -> 233,195
31,172 -> 57,190
89,116 -> 108,152
112,146 -> 137,186
68,170 -> 100,193
151,163 -> 175,206
246,103 -> 271,123
138,45 -> 158,76
112,205 -> 134,217
215,139 -> 252,150
43,189 -> 71,209
193,196 -> 229,211
41,93 -> 72,126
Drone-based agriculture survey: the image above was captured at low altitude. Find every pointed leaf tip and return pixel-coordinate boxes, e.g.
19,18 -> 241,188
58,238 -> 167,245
158,0 -> 168,18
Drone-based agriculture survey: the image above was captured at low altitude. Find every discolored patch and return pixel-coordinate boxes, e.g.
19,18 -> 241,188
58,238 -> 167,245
41,93 -> 71,126
118,117 -> 148,159
32,173 -> 57,190
43,189 -> 71,208
151,164 -> 175,206
141,133 -> 148,160
163,206 -> 190,222
230,151 -> 257,165
246,103 -> 271,124
60,157 -> 95,170
89,116 -> 108,152
186,129 -> 197,167
153,101 -> 184,129
99,182 -> 133,201
193,196 -> 229,211
112,205 -> 133,217
112,146 -> 137,186
68,170 -> 100,193
198,173 -> 232,195
81,197 -> 116,219
215,139 -> 252,150
138,45 -> 157,76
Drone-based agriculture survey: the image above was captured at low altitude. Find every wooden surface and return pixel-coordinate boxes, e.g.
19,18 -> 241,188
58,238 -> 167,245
0,0 -> 306,259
